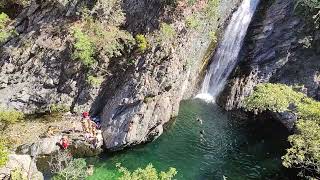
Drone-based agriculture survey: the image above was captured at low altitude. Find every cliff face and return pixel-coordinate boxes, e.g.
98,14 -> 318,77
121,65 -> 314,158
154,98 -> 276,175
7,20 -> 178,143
219,0 -> 320,111
0,0 -> 98,114
0,0 -> 239,150
94,0 -> 241,151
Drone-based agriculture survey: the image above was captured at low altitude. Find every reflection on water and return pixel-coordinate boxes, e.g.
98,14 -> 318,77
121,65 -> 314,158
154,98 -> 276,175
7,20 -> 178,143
88,100 -> 294,180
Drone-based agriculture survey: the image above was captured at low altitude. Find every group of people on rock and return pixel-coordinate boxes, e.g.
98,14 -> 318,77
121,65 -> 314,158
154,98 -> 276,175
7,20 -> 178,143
57,111 -> 103,150
81,112 -> 102,148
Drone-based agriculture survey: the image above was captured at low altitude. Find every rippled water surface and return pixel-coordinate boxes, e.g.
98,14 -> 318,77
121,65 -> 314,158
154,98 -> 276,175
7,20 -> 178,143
88,100 -> 293,180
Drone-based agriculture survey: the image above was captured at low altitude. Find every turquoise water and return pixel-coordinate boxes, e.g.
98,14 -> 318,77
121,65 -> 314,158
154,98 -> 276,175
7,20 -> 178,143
87,100 -> 293,180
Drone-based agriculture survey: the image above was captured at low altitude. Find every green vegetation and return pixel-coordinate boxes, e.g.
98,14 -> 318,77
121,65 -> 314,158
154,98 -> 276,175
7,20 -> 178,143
52,158 -> 88,180
135,34 -> 148,53
71,27 -> 95,67
244,83 -> 304,113
209,31 -> 217,43
157,23 -> 177,45
244,83 -> 320,179
70,8 -> 134,68
282,120 -> 320,179
297,97 -> 320,121
11,168 -> 27,180
0,108 -> 24,125
49,104 -> 69,114
205,0 -> 220,20
117,163 -> 177,180
87,75 -> 104,87
50,151 -> 88,180
0,12 -> 13,43
185,15 -> 200,29
0,139 -> 9,167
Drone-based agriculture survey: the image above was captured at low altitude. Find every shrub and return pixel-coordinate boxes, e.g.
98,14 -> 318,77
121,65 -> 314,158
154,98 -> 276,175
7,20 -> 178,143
209,31 -> 217,43
0,139 -> 9,167
49,104 -> 69,114
52,158 -> 88,180
49,150 -> 88,180
297,97 -> 320,121
205,0 -> 220,20
71,27 -> 95,67
70,11 -> 134,68
244,83 -> 320,179
11,168 -> 27,180
117,163 -> 177,180
185,15 -> 200,29
87,75 -> 104,87
282,120 -> 320,179
157,23 -> 177,45
0,108 -> 24,125
243,83 -> 304,113
0,12 -> 13,43
135,34 -> 148,53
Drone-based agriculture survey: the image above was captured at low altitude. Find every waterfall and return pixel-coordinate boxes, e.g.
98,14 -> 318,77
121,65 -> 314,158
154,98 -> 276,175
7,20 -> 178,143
196,0 -> 260,102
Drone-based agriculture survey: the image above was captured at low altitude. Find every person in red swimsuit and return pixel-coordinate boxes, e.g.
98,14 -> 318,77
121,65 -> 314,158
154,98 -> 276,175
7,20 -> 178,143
59,136 -> 70,150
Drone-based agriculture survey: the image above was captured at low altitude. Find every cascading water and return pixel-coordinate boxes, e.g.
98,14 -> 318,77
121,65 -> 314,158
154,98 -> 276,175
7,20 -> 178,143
196,0 -> 260,102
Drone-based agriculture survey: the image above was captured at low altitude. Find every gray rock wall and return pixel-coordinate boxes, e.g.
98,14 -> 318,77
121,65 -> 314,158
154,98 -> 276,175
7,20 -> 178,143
0,0 -> 240,151
0,0 -> 98,114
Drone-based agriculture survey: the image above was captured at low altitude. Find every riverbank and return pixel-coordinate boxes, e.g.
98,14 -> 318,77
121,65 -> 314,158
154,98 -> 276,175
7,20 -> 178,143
0,112 -> 104,179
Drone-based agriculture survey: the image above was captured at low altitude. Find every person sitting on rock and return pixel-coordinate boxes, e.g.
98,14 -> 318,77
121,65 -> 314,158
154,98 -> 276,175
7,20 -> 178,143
81,112 -> 90,133
46,126 -> 59,137
59,135 -> 70,150
46,126 -> 55,137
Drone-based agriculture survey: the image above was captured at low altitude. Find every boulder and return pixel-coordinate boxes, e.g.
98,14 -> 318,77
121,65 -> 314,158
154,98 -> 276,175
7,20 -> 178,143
17,136 -> 61,156
17,132 -> 103,157
0,154 -> 44,180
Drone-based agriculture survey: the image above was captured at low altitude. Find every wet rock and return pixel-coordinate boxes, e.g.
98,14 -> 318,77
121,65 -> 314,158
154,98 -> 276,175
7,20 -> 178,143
271,111 -> 297,130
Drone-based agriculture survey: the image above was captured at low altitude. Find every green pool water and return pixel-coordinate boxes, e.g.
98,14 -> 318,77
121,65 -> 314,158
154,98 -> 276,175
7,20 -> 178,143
87,100 -> 294,180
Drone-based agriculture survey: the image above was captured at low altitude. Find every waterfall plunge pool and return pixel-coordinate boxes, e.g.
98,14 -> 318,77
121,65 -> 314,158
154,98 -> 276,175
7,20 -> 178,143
87,100 -> 295,180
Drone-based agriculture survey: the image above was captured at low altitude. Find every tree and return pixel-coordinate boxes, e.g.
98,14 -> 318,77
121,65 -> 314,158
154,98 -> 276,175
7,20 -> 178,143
117,163 -> 177,180
49,150 -> 88,180
282,120 -> 320,179
244,83 -> 320,179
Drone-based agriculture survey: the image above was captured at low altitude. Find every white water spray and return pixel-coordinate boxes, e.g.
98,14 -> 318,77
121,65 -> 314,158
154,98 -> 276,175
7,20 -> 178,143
196,0 -> 260,102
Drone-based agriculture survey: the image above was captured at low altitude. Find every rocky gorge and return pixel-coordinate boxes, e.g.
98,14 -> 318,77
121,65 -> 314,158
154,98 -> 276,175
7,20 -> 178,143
1,0 -> 320,179
0,0 -> 241,151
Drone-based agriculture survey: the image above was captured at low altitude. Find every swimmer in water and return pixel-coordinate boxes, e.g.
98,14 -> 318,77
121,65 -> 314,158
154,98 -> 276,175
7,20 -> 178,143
200,130 -> 206,141
196,117 -> 203,125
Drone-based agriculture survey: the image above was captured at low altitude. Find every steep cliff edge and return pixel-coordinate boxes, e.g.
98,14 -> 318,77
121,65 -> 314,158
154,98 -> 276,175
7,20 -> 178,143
0,0 -> 240,150
219,0 -> 320,112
